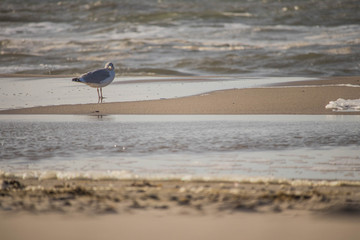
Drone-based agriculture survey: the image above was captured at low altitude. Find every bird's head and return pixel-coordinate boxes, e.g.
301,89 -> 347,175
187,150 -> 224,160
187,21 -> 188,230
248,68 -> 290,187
105,62 -> 114,71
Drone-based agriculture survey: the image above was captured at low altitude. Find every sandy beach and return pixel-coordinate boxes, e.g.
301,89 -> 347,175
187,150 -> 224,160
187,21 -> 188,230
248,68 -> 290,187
1,177 -> 360,240
2,1 -> 360,238
1,76 -> 360,240
1,76 -> 359,115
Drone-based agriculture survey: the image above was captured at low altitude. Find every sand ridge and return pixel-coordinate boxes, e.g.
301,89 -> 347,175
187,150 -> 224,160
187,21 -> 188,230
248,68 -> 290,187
1,76 -> 359,115
1,178 -> 360,240
1,178 -> 360,216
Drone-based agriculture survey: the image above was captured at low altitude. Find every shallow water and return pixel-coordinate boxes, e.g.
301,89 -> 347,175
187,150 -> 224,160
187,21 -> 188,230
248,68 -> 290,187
1,0 -> 359,77
1,115 -> 359,181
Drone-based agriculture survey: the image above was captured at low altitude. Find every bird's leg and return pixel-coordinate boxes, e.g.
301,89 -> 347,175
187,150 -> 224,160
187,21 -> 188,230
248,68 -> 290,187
98,88 -> 103,103
97,88 -> 101,103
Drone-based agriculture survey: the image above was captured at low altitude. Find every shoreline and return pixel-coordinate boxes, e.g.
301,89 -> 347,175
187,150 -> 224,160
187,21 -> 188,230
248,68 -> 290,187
1,76 -> 360,239
1,76 -> 359,115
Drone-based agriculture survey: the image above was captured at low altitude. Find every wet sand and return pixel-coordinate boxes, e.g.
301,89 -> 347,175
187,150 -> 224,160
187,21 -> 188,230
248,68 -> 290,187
1,76 -> 359,115
1,178 -> 360,240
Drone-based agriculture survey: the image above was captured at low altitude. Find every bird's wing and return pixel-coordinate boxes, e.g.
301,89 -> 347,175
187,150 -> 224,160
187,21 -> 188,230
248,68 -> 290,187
81,69 -> 110,84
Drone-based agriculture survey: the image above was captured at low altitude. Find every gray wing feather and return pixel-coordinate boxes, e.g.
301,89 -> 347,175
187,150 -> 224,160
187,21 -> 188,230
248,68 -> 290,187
81,69 -> 110,83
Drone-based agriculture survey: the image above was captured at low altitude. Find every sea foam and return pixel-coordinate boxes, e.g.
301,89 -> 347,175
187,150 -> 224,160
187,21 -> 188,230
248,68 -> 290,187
1,169 -> 360,187
326,98 -> 360,111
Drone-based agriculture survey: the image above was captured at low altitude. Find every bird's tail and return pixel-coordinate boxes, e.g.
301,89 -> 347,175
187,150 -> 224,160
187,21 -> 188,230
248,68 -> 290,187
72,78 -> 82,82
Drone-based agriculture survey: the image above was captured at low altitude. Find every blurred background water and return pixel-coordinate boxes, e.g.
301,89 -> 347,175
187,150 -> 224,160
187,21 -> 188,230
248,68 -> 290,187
0,0 -> 359,77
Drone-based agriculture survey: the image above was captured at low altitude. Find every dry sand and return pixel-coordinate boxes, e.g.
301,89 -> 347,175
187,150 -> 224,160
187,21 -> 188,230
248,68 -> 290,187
1,178 -> 360,240
2,211 -> 359,240
1,76 -> 359,115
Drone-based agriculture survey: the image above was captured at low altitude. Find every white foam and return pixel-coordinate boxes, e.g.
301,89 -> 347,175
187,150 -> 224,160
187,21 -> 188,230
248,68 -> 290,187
1,169 -> 360,187
326,98 -> 360,112
3,22 -> 72,37
0,170 -> 136,181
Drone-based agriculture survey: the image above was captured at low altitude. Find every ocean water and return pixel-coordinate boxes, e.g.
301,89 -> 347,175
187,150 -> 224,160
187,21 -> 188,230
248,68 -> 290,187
1,115 -> 360,181
1,1 -> 360,183
1,0 -> 359,77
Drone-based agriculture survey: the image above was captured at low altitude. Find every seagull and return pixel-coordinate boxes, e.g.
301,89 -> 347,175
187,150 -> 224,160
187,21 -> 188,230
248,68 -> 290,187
72,62 -> 115,102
